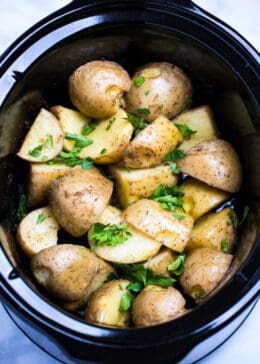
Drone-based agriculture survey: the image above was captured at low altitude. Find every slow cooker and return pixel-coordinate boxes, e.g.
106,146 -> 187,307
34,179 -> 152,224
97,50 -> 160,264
0,1 -> 259,363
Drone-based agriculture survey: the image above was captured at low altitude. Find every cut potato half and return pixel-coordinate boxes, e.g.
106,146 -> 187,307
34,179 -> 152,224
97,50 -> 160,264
17,108 -> 63,162
88,205 -> 161,263
16,206 -> 59,257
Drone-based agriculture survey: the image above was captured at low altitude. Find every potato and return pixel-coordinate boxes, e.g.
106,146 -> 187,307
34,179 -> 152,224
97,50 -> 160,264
88,205 -> 161,263
123,199 -> 194,252
17,108 -> 63,162
143,247 -> 176,277
178,139 -> 242,193
125,62 -> 192,122
49,168 -> 113,237
186,207 -> 237,253
16,207 -> 59,257
27,163 -> 74,207
78,108 -> 134,164
179,247 -> 233,301
31,244 -> 114,302
108,163 -> 178,208
123,115 -> 183,168
132,285 -> 187,327
173,105 -> 218,152
183,178 -> 230,219
50,105 -> 90,151
85,279 -> 132,328
69,60 -> 131,119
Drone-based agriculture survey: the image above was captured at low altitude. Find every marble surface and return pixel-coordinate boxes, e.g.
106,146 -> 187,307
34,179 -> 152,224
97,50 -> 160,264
0,1 -> 259,363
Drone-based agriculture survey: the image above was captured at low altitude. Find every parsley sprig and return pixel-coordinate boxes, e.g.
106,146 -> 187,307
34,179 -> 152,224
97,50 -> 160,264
64,132 -> 93,148
17,185 -> 27,221
89,223 -> 132,251
119,292 -> 134,312
151,184 -> 185,212
168,254 -> 185,276
165,149 -> 186,163
125,113 -> 148,136
48,146 -> 93,170
175,123 -> 196,140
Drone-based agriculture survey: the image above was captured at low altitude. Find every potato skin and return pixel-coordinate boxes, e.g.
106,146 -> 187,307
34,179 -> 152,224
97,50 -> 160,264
31,244 -> 114,302
143,247 -> 176,277
49,168 -> 113,237
123,115 -> 183,168
132,285 -> 186,327
178,139 -> 242,193
69,60 -> 131,119
179,247 -> 233,301
125,62 -> 192,122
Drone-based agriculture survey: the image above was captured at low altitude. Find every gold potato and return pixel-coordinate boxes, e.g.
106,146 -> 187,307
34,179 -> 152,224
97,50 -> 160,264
108,163 -> 178,208
125,62 -> 192,122
123,199 -> 194,252
178,139 -> 242,193
31,244 -> 115,302
88,206 -> 161,263
16,206 -> 59,257
69,60 -> 131,119
17,108 -> 63,162
132,285 -> 187,327
48,168 -> 113,237
123,115 -> 183,168
186,207 -> 237,253
179,247 -> 233,301
143,247 -> 176,277
173,105 -> 218,152
85,279 -> 132,328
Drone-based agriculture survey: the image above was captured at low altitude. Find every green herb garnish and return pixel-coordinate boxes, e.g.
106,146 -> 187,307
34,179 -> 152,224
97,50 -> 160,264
64,132 -> 93,148
171,163 -> 180,174
89,223 -> 132,251
175,123 -> 196,140
125,113 -> 148,136
151,184 -> 184,212
17,185 -> 27,221
165,149 -> 186,163
221,238 -> 229,252
134,76 -> 145,87
159,104 -> 164,109
105,117 -> 116,130
167,254 -> 185,276
100,148 -> 107,155
144,90 -> 150,95
82,157 -> 93,170
227,207 -> 238,226
44,135 -> 54,149
119,291 -> 133,312
239,206 -> 249,225
172,213 -> 185,220
194,291 -> 205,300
136,108 -> 151,115
36,212 -> 45,224
127,281 -> 142,293
28,144 -> 43,157
81,120 -> 98,135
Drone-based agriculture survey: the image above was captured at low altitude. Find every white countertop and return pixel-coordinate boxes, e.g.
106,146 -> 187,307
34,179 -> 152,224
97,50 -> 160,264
0,1 -> 259,363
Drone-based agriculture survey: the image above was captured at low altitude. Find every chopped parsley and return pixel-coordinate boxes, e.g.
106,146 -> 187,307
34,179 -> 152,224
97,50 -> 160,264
44,135 -> 54,149
17,185 -> 27,221
127,281 -> 142,293
125,113 -> 148,136
134,76 -> 145,87
171,163 -> 180,174
36,212 -> 45,224
89,223 -> 132,251
172,213 -> 185,220
151,184 -> 185,212
167,254 -> 185,276
221,238 -> 229,252
119,291 -> 133,312
194,291 -> 205,300
81,120 -> 98,136
100,148 -> 107,155
136,108 -> 151,115
239,206 -> 249,225
105,117 -> 116,130
175,123 -> 196,140
64,132 -> 93,148
48,147 -> 93,170
159,104 -> 164,109
165,149 -> 186,163
28,144 -> 43,157
81,157 -> 93,170
144,90 -> 150,95
227,207 -> 238,226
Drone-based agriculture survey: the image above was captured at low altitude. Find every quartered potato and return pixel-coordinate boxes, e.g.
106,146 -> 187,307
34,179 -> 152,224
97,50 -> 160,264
143,247 -> 176,277
88,205 -> 161,263
173,105 -> 218,152
123,199 -> 194,252
85,279 -> 132,328
178,139 -> 243,193
186,207 -> 237,253
17,108 -> 63,162
17,206 -> 59,257
123,115 -> 183,168
108,163 -> 179,208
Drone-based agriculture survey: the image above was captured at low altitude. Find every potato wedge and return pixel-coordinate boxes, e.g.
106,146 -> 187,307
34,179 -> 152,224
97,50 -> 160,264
132,285 -> 187,327
186,207 -> 237,253
50,105 -> 91,151
85,279 -> 132,328
31,244 -> 114,302
123,199 -> 194,252
178,139 -> 242,193
17,108 -> 63,162
179,247 -> 233,301
88,205 -> 161,263
108,163 -> 178,208
143,247 -> 176,277
174,105 -> 218,151
183,178 -> 230,219
123,115 -> 183,168
16,206 -> 59,257
49,168 -> 113,237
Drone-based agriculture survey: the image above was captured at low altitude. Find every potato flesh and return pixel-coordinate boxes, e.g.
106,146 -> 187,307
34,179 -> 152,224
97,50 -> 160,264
17,108 -> 63,162
123,115 -> 183,168
16,206 -> 59,257
108,163 -> 178,208
123,199 -> 194,252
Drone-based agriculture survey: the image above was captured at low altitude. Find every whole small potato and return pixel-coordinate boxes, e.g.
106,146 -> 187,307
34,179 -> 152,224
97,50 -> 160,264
69,60 -> 131,119
132,285 -> 187,327
125,62 -> 192,122
179,247 -> 233,301
49,167 -> 113,237
31,244 -> 115,303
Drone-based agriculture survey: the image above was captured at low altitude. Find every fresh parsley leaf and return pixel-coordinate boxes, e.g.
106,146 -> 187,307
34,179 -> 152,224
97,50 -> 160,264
159,104 -> 164,109
82,157 -> 93,170
119,292 -> 133,312
41,156 -> 48,161
125,113 -> 148,136
221,238 -> 229,252
175,123 -> 196,140
127,281 -> 142,293
59,147 -> 82,159
151,184 -> 185,211
171,163 -> 180,174
89,223 -> 132,251
44,135 -> 54,149
194,291 -> 205,300
28,144 -> 43,157
227,207 -> 238,226
36,212 -> 45,224
136,108 -> 151,115
167,254 -> 185,276
64,132 -> 93,148
104,272 -> 118,283
100,148 -> 107,155
144,90 -> 150,95
239,206 -> 249,225
17,185 -> 27,221
105,117 -> 116,130
172,213 -> 185,220
134,76 -> 145,87
81,120 -> 98,136
165,149 -> 186,162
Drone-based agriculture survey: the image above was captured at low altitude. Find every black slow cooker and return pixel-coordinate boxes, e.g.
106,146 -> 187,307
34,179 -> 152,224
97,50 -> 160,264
0,1 -> 259,363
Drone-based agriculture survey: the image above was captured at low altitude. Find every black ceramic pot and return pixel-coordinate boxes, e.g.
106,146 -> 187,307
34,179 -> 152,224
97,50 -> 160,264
0,1 -> 259,363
